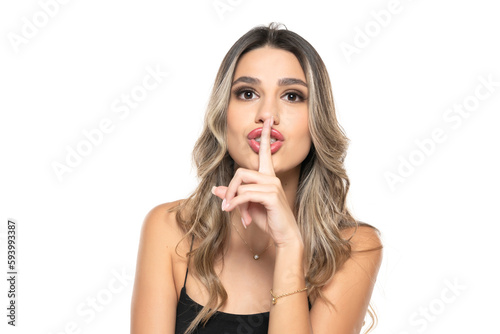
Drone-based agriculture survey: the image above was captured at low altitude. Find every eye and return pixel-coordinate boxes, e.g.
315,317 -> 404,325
283,91 -> 305,103
234,88 -> 258,101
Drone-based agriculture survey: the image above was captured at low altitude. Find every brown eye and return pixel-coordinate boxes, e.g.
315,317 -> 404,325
284,92 -> 304,102
235,88 -> 258,101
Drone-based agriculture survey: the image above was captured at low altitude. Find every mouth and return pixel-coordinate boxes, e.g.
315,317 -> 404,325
247,127 -> 284,154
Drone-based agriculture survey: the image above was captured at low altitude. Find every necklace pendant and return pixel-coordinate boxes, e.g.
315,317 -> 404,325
253,254 -> 260,260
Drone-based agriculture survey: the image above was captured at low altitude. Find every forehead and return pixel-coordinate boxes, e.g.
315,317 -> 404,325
233,47 -> 306,82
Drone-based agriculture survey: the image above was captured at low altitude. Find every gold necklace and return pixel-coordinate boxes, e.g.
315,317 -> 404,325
231,221 -> 274,260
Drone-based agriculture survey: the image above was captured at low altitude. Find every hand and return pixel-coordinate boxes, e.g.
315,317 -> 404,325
211,116 -> 302,247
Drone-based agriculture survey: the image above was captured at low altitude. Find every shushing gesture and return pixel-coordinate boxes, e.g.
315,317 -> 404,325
211,116 -> 303,247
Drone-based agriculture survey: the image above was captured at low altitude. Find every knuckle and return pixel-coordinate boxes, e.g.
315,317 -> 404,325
272,191 -> 280,200
273,177 -> 282,187
269,187 -> 280,199
236,185 -> 245,194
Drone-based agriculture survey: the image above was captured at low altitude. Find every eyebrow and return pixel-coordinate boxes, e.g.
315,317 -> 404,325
232,76 -> 308,88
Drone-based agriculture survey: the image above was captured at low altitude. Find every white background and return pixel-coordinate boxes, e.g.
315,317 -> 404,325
1,0 -> 499,333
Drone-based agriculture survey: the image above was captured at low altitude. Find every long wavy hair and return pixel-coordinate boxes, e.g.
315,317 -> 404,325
168,22 -> 383,334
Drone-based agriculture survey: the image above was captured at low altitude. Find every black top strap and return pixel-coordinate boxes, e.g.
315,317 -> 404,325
183,234 -> 195,288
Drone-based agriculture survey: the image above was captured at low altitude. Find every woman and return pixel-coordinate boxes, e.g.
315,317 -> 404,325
131,22 -> 383,334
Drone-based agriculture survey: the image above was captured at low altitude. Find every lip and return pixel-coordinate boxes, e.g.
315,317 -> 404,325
247,127 -> 284,154
247,127 -> 285,141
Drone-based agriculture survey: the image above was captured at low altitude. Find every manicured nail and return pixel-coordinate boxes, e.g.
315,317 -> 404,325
241,217 -> 247,229
211,186 -> 216,195
222,198 -> 226,211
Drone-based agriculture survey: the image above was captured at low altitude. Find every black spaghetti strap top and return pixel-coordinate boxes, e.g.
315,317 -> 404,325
175,235 -> 312,334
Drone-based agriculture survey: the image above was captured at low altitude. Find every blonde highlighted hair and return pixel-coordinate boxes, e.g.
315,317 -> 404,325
168,22 -> 383,334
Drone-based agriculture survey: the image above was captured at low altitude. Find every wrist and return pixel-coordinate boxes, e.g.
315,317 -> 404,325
275,235 -> 304,251
272,237 -> 307,296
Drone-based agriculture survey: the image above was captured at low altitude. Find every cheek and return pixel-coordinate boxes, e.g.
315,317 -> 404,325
299,131 -> 312,153
226,108 -> 250,157
226,108 -> 241,139
285,113 -> 310,145
297,116 -> 312,154
226,105 -> 237,130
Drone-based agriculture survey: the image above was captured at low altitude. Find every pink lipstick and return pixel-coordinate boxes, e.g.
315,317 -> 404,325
247,127 -> 284,154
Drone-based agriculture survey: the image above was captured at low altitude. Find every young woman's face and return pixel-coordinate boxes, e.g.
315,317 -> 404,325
226,46 -> 311,176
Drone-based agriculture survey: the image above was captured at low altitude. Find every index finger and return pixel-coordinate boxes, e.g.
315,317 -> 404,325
258,116 -> 275,176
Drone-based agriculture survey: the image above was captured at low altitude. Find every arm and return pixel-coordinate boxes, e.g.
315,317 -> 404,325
130,203 -> 179,334
310,225 -> 383,334
269,225 -> 383,334
268,238 -> 312,334
215,117 -> 383,332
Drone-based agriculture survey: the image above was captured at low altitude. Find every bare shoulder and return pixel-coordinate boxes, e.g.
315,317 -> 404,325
143,199 -> 194,261
130,199 -> 187,334
141,200 -> 186,247
339,223 -> 383,254
310,224 -> 383,333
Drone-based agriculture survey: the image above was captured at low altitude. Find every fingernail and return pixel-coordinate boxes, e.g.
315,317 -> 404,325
241,217 -> 247,229
211,186 -> 216,195
222,198 -> 226,211
270,116 -> 274,126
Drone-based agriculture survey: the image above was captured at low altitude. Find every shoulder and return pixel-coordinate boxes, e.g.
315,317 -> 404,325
336,223 -> 384,280
140,199 -> 186,248
130,199 -> 188,333
143,199 -> 184,227
339,223 -> 383,255
134,199 -> 189,269
309,224 -> 383,332
134,199 -> 192,277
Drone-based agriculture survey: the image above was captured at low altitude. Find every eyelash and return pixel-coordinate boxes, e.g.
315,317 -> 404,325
233,87 -> 306,103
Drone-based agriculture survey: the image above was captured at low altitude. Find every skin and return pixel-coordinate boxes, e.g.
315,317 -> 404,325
210,45 -> 312,333
130,46 -> 383,334
221,46 -> 312,250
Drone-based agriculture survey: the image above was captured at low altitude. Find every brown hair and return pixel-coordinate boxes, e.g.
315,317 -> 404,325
169,22 -> 383,333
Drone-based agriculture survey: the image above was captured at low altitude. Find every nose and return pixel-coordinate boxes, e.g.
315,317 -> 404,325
254,96 -> 280,126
